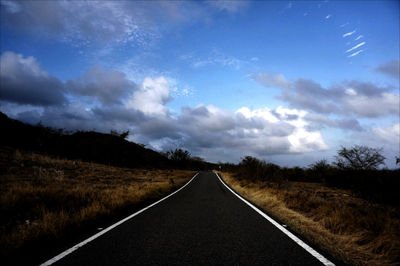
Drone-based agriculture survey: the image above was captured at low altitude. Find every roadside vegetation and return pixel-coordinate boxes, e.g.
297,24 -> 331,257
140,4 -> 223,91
218,146 -> 400,265
0,146 -> 195,265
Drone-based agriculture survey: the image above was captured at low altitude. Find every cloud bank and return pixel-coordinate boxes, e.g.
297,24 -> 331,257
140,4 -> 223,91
0,51 -> 330,163
0,51 -> 66,106
376,59 -> 400,79
1,51 -> 398,166
252,72 -> 399,118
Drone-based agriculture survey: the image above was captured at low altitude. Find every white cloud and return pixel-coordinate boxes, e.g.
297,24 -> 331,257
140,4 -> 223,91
345,88 -> 357,96
347,49 -> 363,57
184,49 -> 247,70
355,35 -> 363,40
0,51 -> 48,78
236,107 -> 279,123
288,128 -> 328,153
343,30 -> 356,37
126,77 -> 172,116
373,123 -> 400,144
346,42 -> 366,53
207,0 -> 250,13
342,92 -> 399,117
349,123 -> 400,168
275,106 -> 307,127
237,106 -> 328,153
274,107 -> 328,152
325,14 -> 331,19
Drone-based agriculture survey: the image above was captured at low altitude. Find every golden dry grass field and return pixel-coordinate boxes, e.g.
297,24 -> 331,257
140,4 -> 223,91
0,146 -> 194,263
219,171 -> 400,265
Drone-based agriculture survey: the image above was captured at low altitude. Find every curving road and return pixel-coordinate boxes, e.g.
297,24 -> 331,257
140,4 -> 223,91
44,171 -> 333,265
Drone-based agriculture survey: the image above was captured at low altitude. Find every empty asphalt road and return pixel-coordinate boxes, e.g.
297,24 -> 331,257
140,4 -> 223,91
44,171 -> 332,265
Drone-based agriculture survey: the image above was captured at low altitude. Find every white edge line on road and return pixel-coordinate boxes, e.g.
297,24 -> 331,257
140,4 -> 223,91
40,172 -> 199,266
215,172 -> 335,266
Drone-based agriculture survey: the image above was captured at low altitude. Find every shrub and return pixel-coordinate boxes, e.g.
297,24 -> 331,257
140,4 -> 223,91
236,156 -> 281,182
166,149 -> 191,162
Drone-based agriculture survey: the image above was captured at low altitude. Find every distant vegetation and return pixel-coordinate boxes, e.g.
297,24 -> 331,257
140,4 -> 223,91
221,146 -> 399,205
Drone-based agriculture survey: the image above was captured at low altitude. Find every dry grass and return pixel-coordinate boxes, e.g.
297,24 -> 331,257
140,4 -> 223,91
0,147 -> 195,258
218,171 -> 400,265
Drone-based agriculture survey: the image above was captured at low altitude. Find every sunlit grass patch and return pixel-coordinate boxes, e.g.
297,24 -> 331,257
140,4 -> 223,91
0,147 -> 194,260
219,171 -> 400,265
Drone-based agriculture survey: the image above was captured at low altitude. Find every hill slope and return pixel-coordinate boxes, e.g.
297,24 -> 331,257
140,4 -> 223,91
0,112 -> 173,169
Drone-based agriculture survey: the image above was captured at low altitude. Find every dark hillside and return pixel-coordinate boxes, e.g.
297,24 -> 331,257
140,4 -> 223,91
0,112 -> 209,169
57,131 -> 170,168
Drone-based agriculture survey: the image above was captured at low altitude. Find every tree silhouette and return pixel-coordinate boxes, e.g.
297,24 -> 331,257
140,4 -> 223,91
334,145 -> 385,170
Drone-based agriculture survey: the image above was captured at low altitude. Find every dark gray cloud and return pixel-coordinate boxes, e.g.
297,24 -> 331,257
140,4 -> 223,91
271,109 -> 298,121
278,78 -> 398,118
375,59 -> 400,79
0,52 -> 138,108
92,106 -> 145,124
279,78 -> 340,114
66,67 -> 137,105
305,114 -> 363,131
0,51 -> 67,106
252,72 -> 290,89
137,117 -> 182,140
179,105 -> 236,132
335,118 -> 363,131
253,70 -> 399,118
16,109 -> 42,125
341,80 -> 394,96
14,103 -> 98,132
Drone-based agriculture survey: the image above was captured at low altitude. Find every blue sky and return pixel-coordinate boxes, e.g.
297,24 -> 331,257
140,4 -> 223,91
1,0 -> 399,167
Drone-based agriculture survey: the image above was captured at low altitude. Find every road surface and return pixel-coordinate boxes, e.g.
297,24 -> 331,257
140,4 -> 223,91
45,171 -> 331,265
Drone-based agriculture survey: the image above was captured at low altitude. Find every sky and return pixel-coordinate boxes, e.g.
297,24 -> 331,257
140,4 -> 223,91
0,0 -> 399,167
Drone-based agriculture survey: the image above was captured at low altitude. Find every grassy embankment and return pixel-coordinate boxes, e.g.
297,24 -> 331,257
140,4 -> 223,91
0,146 -> 195,264
219,171 -> 400,265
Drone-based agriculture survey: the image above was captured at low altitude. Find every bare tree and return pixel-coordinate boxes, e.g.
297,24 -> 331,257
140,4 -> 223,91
334,145 -> 385,170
